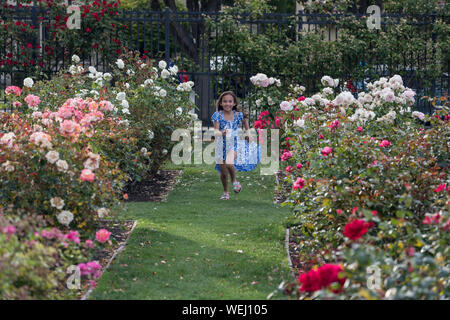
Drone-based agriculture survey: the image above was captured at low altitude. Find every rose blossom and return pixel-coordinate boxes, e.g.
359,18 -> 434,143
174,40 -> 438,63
64,231 -> 80,244
5,86 -> 21,96
59,120 -> 80,135
281,151 -> 292,161
321,147 -> 332,156
298,264 -> 345,293
343,219 -> 373,240
45,150 -> 60,164
57,210 -> 74,226
80,169 -> 95,182
24,94 -> 41,107
56,159 -> 69,172
50,197 -> 65,210
379,140 -> 391,148
293,177 -> 305,190
85,239 -> 95,248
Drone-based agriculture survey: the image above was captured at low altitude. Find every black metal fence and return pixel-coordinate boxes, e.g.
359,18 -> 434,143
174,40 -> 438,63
1,6 -> 448,125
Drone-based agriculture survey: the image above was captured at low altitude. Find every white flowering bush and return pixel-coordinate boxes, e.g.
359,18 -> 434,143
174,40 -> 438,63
12,51 -> 196,182
246,72 -> 284,120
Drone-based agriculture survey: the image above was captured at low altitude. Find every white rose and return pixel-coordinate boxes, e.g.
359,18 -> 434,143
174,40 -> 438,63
45,151 -> 60,164
127,69 -> 135,76
122,108 -> 130,115
88,66 -> 96,74
161,69 -> 170,79
121,100 -> 129,109
103,73 -> 112,81
280,101 -> 293,112
94,78 -> 103,87
50,197 -> 65,210
162,149 -> 168,155
140,147 -> 148,154
57,210 -> 73,226
23,77 -> 34,88
175,107 -> 183,116
56,159 -> 69,172
2,161 -> 15,172
97,207 -> 109,218
169,65 -> 178,75
116,92 -> 126,101
148,130 -> 154,140
144,79 -> 153,86
72,55 -> 80,64
125,83 -> 130,89
294,119 -> 305,127
159,89 -> 167,97
158,60 -> 167,69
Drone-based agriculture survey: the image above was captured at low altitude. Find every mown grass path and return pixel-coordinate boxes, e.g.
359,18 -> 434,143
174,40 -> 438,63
90,163 -> 292,299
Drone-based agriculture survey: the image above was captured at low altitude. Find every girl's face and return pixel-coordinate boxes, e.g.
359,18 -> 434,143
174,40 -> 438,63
221,94 -> 235,112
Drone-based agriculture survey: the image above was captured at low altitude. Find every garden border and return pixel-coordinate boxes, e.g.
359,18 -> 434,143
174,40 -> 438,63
80,219 -> 138,300
285,227 -> 296,280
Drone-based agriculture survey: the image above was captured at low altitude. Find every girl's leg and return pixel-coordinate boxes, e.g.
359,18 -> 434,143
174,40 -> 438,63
225,150 -> 238,183
219,163 -> 229,193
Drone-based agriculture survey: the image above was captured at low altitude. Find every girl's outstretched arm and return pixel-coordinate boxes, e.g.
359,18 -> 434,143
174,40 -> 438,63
214,120 -> 226,137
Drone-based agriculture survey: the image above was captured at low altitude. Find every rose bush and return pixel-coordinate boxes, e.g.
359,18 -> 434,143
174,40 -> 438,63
0,207 -> 113,299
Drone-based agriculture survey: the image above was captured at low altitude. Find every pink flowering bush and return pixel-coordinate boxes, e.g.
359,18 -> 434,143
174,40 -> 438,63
0,209 -> 111,299
0,99 -> 127,233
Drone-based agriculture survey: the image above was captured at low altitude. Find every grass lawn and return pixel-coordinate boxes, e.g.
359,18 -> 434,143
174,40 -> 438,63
90,159 -> 293,299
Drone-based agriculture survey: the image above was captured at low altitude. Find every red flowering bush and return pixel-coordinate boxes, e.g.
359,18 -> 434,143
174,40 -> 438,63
277,74 -> 449,299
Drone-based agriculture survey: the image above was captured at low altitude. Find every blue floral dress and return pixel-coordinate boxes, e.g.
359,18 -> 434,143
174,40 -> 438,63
211,110 -> 262,173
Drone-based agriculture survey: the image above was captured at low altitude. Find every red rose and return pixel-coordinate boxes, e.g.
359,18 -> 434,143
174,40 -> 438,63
343,219 -> 373,240
298,264 -> 346,293
318,264 -> 346,293
298,268 -> 322,292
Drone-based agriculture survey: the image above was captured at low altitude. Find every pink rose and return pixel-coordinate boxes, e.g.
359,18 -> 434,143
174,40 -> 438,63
95,229 -> 111,243
4,225 -> 17,235
85,239 -> 95,248
60,120 -> 79,135
379,140 -> 390,147
281,151 -> 292,161
285,165 -> 293,173
357,126 -> 363,132
293,177 -> 305,190
24,94 -> 41,107
5,86 -> 22,96
80,169 -> 95,182
296,163 -> 302,169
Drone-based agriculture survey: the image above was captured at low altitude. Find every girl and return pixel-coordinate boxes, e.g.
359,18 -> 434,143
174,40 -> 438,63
211,91 -> 261,200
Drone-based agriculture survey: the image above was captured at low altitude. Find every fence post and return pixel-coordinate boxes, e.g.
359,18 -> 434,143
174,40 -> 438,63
31,4 -> 38,62
165,7 -> 170,63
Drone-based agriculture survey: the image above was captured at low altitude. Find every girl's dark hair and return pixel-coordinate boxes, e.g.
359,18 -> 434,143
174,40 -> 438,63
216,91 -> 239,111
216,91 -> 249,119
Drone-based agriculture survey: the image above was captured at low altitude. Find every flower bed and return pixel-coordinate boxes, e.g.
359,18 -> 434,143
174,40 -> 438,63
0,53 -> 195,299
252,74 -> 449,299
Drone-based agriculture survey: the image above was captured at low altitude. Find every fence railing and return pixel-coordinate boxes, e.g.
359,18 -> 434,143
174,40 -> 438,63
1,6 -> 448,123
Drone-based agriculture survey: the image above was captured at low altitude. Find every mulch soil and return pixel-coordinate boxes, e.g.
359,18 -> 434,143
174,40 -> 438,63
123,170 -> 183,202
272,171 -> 315,278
